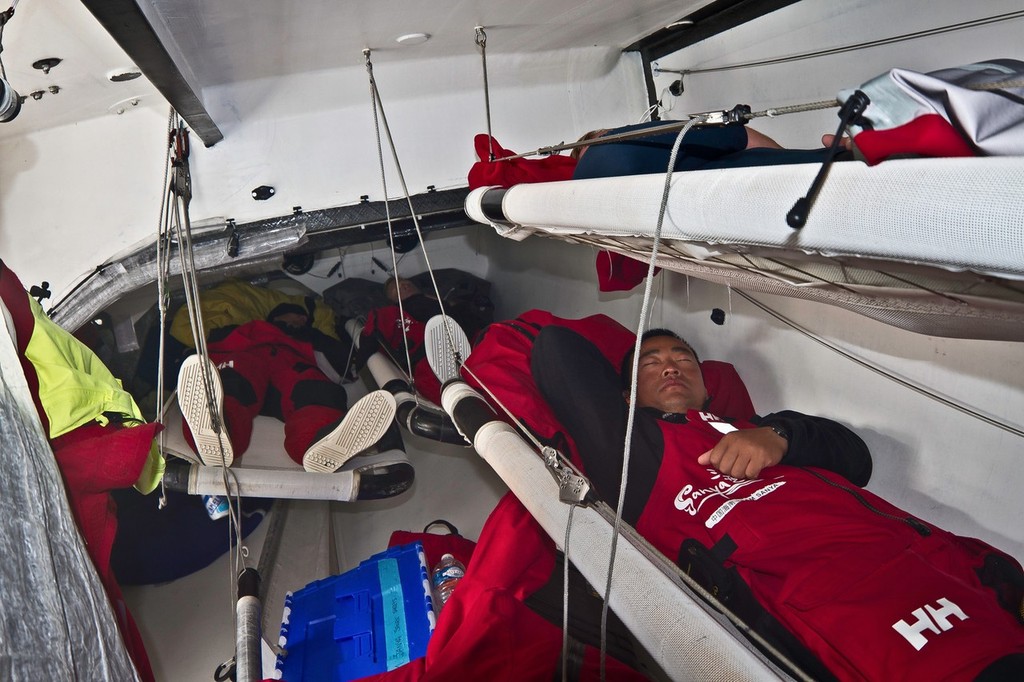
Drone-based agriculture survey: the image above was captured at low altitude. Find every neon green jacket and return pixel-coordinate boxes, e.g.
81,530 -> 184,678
26,297 -> 163,493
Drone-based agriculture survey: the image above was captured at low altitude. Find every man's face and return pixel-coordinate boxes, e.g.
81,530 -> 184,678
385,278 -> 419,303
272,311 -> 308,330
630,335 -> 707,413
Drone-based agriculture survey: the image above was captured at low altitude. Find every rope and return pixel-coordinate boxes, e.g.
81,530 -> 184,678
599,116 -> 703,680
160,115 -> 249,631
362,49 -> 469,394
657,10 -> 1024,78
492,101 -> 839,162
735,290 -> 1024,440
155,106 -> 176,510
364,49 -> 417,393
475,26 -> 495,162
561,502 -> 578,682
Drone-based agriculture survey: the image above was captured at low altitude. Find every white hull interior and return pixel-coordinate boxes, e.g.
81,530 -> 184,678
0,0 -> 1021,679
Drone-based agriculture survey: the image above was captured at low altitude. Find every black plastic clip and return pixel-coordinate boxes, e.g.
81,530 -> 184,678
787,90 -> 870,229
29,281 -> 50,304
226,219 -> 239,258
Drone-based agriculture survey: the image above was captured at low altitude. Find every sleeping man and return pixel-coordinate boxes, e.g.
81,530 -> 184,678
530,325 -> 1024,681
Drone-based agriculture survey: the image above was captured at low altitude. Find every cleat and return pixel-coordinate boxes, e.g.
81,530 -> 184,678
424,314 -> 471,383
177,354 -> 234,467
302,390 -> 397,473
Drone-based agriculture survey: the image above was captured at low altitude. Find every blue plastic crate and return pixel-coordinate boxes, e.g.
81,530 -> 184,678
275,542 -> 436,681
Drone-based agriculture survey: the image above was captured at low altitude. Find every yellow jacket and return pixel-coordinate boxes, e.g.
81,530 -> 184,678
25,297 -> 163,493
170,280 -> 341,347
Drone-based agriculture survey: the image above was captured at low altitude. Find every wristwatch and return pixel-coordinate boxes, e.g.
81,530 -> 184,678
767,423 -> 790,442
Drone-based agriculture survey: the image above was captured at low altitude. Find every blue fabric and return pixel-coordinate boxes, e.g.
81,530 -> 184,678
573,121 -> 831,179
111,488 -> 272,585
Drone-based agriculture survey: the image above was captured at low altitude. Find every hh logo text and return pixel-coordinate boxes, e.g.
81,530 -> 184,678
892,598 -> 968,651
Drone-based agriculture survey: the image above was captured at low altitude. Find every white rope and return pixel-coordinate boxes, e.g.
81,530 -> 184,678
600,116 -> 703,680
161,116 -> 249,631
475,26 -> 495,162
362,50 -> 470,396
657,9 -> 1024,78
155,107 -> 176,510
363,50 -> 418,394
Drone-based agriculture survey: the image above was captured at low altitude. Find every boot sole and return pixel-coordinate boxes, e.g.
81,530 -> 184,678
177,355 -> 234,467
302,390 -> 397,473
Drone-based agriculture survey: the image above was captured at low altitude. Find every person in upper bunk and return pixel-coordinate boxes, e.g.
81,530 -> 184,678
169,279 -> 396,473
571,121 -> 852,179
530,325 -> 1024,682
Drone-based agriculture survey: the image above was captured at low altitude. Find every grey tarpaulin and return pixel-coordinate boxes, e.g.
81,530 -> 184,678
840,58 -> 1024,155
0,314 -> 139,680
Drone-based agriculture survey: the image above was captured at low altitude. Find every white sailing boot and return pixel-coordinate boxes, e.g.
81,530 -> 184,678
177,354 -> 234,467
302,390 -> 397,473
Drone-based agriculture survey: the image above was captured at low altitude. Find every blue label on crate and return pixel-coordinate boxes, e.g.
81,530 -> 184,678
377,558 -> 411,671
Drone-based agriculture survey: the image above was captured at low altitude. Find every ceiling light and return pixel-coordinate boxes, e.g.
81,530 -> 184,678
108,68 -> 142,83
666,20 -> 695,29
395,33 -> 430,46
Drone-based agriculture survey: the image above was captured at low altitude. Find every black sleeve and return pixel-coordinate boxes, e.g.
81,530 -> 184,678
531,326 -> 663,523
753,410 -> 873,487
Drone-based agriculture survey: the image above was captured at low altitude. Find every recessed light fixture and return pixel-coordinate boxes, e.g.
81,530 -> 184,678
107,67 -> 142,82
395,32 -> 431,46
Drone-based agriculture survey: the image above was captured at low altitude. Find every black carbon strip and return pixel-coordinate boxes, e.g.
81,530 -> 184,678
479,189 -> 510,224
450,392 -> 499,442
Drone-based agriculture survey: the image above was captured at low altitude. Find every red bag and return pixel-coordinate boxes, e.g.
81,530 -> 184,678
387,519 -> 476,573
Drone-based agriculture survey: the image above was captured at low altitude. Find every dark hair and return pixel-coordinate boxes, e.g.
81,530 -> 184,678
620,328 -> 699,390
266,303 -> 309,323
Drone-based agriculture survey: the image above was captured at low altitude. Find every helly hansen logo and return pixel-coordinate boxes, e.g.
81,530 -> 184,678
892,598 -> 969,651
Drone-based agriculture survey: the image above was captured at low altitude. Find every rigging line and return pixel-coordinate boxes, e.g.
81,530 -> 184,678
155,107 -> 176,507
363,50 -> 466,379
494,96 -> 838,163
475,26 -> 495,162
166,126 -> 248,603
364,49 -> 417,395
659,9 -> 1024,77
459,362 -> 593,488
760,256 -> 865,296
561,502 -> 577,682
870,268 -> 968,304
734,289 -> 1024,439
601,116 -> 702,681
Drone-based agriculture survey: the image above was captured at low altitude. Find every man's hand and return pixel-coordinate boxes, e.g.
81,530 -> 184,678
697,427 -> 788,479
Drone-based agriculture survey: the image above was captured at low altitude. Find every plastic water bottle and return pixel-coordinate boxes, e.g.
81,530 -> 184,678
430,553 -> 466,611
203,494 -> 229,520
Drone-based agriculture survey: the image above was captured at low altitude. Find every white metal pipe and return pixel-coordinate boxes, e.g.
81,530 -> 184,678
187,465 -> 358,502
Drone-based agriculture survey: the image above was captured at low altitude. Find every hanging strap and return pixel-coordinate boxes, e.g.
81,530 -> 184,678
474,26 -> 495,162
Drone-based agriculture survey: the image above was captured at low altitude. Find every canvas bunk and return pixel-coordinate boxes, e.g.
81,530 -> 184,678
465,155 -> 1024,342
